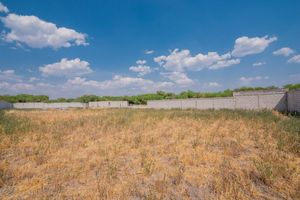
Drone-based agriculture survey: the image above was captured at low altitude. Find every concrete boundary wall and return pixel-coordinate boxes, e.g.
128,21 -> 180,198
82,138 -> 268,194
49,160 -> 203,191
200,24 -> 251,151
11,101 -> 128,109
213,98 -> 235,109
234,91 -> 287,111
89,101 -> 128,108
148,97 -> 236,110
13,102 -> 88,109
1,90 -> 299,112
147,91 -> 287,111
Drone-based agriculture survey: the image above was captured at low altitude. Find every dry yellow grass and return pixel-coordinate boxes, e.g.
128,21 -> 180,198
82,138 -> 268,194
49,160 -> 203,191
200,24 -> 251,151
0,109 -> 299,199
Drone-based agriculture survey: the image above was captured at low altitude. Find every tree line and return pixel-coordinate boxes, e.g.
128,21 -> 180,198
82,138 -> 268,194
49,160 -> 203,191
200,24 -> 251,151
1,83 -> 299,105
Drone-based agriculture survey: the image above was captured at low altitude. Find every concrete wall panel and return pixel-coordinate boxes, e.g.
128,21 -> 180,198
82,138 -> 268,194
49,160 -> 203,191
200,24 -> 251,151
195,99 -> 214,109
259,94 -> 286,111
288,90 -> 300,112
167,100 -> 182,109
13,102 -> 87,109
147,100 -> 169,109
235,95 -> 259,109
88,101 -> 128,108
181,99 -> 196,109
213,98 -> 235,109
7,91 -> 299,112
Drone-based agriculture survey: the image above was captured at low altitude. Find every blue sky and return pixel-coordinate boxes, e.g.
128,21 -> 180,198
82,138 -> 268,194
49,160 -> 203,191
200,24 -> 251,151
0,0 -> 300,98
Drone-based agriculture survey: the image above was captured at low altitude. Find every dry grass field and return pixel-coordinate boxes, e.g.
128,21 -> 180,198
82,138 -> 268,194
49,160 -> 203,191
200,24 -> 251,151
0,109 -> 300,200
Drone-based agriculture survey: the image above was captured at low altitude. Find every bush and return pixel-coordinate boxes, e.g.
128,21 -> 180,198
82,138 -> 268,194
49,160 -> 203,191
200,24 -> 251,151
0,94 -> 49,103
284,83 -> 300,90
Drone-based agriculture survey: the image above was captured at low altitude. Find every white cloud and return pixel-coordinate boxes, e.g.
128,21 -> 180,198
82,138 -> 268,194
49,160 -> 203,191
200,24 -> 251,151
288,73 -> 300,82
136,60 -> 146,65
0,68 -> 175,97
0,80 -> 60,96
0,81 -> 10,89
0,70 -> 45,93
288,55 -> 300,63
154,49 -> 240,72
129,60 -> 151,76
0,81 -> 34,90
203,82 -> 221,88
29,77 -> 40,82
273,47 -> 294,57
1,14 -> 88,49
0,70 -> 59,95
110,75 -> 151,88
65,75 -> 174,93
129,66 -> 151,76
0,69 -> 14,77
232,36 -> 277,57
154,81 -> 174,89
39,58 -> 92,77
161,71 -> 194,85
0,2 -> 9,13
253,62 -> 266,66
67,75 -> 153,89
0,74 -> 175,97
10,83 -> 35,90
144,50 -> 154,54
209,58 -> 240,69
0,69 -> 21,82
240,76 -> 269,83
208,82 -> 221,87
100,75 -> 159,90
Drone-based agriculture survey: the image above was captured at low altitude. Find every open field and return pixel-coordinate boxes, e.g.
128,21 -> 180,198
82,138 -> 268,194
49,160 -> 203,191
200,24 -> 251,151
0,109 -> 300,199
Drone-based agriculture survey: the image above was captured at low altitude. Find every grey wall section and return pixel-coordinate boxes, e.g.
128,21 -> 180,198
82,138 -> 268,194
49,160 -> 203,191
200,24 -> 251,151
0,101 -> 13,109
13,103 -> 46,109
147,100 -> 170,109
195,99 -> 214,109
233,89 -> 288,96
167,100 -> 182,109
234,91 -> 287,111
13,102 -> 87,109
213,97 -> 235,109
182,99 -> 196,109
3,90 -> 300,112
148,99 -> 177,109
288,89 -> 300,112
147,92 -> 287,111
45,103 -> 88,109
13,101 -> 128,109
88,101 -> 128,108
148,97 -> 235,110
235,95 -> 259,110
259,93 -> 286,111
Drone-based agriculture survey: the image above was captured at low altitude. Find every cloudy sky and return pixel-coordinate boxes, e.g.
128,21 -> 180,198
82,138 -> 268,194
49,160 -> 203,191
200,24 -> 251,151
0,0 -> 300,98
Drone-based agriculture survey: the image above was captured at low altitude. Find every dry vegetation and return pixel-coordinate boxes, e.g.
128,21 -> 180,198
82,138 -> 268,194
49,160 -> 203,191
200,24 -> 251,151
0,108 -> 300,199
